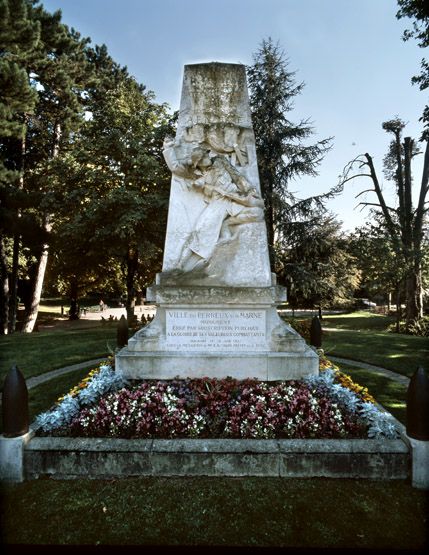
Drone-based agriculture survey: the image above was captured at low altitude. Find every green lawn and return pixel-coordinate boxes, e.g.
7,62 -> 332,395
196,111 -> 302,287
1,309 -> 428,549
288,310 -> 429,377
0,326 -> 117,387
1,477 -> 428,548
322,328 -> 428,378
323,310 -> 396,331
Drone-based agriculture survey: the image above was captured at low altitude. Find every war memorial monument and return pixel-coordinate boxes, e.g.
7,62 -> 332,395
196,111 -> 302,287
116,62 -> 319,380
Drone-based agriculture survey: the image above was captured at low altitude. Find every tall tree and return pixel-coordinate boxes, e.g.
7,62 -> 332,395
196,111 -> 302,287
19,2 -> 92,332
347,219 -> 408,314
0,0 -> 40,333
278,214 -> 360,310
396,0 -> 429,138
0,0 -> 94,332
338,118 -> 428,327
247,38 -> 334,269
49,52 -> 174,320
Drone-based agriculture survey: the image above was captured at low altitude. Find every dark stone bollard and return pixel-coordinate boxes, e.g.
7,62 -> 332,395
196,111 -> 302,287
310,316 -> 322,348
117,315 -> 128,348
2,365 -> 29,438
406,367 -> 429,441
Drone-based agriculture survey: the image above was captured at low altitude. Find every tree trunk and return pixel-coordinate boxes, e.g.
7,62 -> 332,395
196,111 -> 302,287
68,279 -> 80,320
266,197 -> 275,271
0,236 -> 10,335
8,135 -> 26,333
405,263 -> 424,326
125,246 -> 138,322
395,285 -> 402,333
21,216 -> 52,333
8,235 -> 20,333
21,122 -> 61,333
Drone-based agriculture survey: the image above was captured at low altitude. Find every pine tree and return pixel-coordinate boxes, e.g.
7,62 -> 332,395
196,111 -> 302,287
16,2 -> 92,332
0,0 -> 40,333
247,38 -> 334,270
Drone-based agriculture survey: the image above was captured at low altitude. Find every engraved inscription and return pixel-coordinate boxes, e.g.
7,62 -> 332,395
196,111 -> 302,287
165,309 -> 267,351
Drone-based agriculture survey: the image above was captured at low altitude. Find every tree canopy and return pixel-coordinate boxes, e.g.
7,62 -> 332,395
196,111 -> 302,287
397,0 -> 429,138
0,0 -> 174,332
247,39 -> 335,268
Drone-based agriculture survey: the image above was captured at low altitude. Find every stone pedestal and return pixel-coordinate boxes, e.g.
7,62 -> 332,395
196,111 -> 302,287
116,62 -> 319,381
0,431 -> 34,482
407,436 -> 429,490
116,277 -> 318,380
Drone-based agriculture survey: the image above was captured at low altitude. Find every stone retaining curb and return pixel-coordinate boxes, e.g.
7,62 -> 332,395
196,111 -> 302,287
24,355 -> 409,390
329,356 -> 410,386
26,358 -> 106,390
24,435 -> 410,480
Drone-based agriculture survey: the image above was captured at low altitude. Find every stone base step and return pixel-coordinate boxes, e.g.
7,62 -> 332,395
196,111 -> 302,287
115,349 -> 319,381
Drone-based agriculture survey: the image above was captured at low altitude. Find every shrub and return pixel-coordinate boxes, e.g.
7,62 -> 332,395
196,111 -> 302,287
286,318 -> 312,343
388,316 -> 429,337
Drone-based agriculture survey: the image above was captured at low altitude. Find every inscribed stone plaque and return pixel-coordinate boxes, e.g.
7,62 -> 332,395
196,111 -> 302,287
165,309 -> 267,351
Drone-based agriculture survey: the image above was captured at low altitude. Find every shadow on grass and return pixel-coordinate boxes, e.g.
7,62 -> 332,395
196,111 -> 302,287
339,365 -> 407,424
323,311 -> 396,331
1,477 -> 427,548
323,329 -> 429,378
0,326 -> 117,386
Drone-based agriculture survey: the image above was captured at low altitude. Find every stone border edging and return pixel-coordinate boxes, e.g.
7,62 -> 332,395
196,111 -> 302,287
25,355 -> 410,390
24,435 -> 410,480
329,356 -> 410,386
26,358 -> 106,390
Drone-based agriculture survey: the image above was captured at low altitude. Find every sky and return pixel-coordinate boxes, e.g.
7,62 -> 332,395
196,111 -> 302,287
42,0 -> 427,231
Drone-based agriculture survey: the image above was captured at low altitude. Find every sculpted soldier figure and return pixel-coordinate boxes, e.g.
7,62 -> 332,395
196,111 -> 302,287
163,136 -> 264,273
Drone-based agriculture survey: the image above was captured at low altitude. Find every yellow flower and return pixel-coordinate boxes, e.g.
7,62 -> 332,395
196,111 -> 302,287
319,355 -> 376,404
55,363 -> 105,404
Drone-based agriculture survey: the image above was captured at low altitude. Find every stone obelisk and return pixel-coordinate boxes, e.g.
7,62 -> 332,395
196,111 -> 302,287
115,63 -> 319,380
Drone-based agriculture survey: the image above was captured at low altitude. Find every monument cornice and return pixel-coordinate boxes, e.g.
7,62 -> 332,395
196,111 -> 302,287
146,284 -> 287,305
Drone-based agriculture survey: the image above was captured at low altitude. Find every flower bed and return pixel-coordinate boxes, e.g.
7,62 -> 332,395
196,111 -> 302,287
34,355 -> 399,441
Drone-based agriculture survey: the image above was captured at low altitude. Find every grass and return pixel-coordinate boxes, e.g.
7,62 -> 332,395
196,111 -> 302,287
323,310 -> 396,331
322,328 -> 428,378
338,364 -> 407,424
0,326 -> 117,387
288,309 -> 429,377
1,308 -> 428,548
1,477 -> 428,548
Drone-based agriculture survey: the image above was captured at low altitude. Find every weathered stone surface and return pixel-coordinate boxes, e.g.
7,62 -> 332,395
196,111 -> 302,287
407,436 -> 429,489
161,63 -> 271,288
116,351 -> 319,381
115,62 -> 319,381
23,436 -> 410,480
0,431 -> 34,482
146,284 -> 285,305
